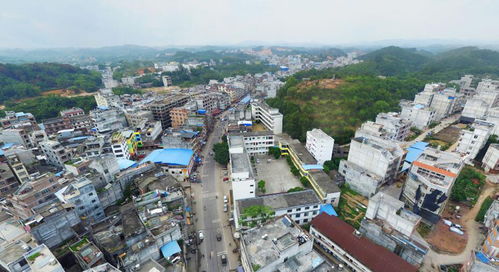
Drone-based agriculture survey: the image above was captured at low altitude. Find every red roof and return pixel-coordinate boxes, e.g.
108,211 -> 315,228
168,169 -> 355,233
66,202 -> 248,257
311,213 -> 418,272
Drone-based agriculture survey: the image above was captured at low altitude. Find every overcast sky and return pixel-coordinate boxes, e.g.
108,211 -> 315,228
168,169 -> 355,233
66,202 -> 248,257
1,0 -> 498,48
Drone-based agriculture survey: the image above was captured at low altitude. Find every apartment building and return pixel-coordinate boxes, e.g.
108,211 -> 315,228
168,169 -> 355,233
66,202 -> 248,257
5,153 -> 30,183
60,107 -> 85,118
482,218 -> 499,264
477,79 -> 499,92
170,107 -> 190,128
235,189 -> 321,229
0,128 -> 35,149
148,95 -> 189,128
110,131 -> 133,159
23,244 -> 65,272
124,109 -> 154,128
375,112 -> 412,141
234,131 -> 275,155
228,135 -> 255,200
43,117 -> 72,135
0,162 -> 19,198
339,136 -> 405,197
90,107 -> 128,134
400,100 -> 436,130
56,177 -> 105,223
462,98 -> 491,121
483,144 -> 499,173
413,83 -> 446,106
0,111 -> 37,128
39,140 -> 72,168
456,120 -> 494,161
69,238 -> 106,270
401,148 -> 463,223
310,213 -> 418,272
430,88 -> 464,120
251,100 -> 283,134
305,128 -> 334,165
240,215 -> 328,272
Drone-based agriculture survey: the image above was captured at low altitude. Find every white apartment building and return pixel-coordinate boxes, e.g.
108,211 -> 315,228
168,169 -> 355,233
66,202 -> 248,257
375,112 -> 412,141
413,83 -> 445,106
251,100 -> 283,134
476,79 -> 499,92
338,136 -> 405,197
482,144 -> 499,174
236,131 -> 275,155
39,140 -> 72,168
456,120 -> 494,161
486,107 -> 499,136
90,107 -> 128,134
56,178 -> 105,223
234,189 -> 321,229
462,98 -> 491,121
110,131 -> 132,159
402,148 -> 463,224
400,100 -> 436,129
228,135 -> 255,201
305,128 -> 334,165
430,88 -> 464,120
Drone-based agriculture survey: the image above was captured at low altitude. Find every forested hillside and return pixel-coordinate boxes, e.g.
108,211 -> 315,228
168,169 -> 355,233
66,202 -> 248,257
0,63 -> 102,102
267,46 -> 499,144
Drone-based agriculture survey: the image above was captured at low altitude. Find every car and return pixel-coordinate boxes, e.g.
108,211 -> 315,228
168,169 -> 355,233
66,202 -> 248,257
223,177 -> 229,181
216,233 -> 222,241
198,231 -> 204,241
221,254 -> 227,265
223,195 -> 228,203
223,203 -> 228,212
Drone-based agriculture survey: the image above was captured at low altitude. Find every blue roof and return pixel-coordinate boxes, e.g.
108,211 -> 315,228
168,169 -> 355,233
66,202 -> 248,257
117,158 -> 137,170
55,171 -> 65,177
68,136 -> 91,142
197,109 -> 207,114
0,143 -> 15,149
240,95 -> 251,104
0,150 -> 3,156
15,112 -> 28,117
97,106 -> 109,110
319,204 -> 338,216
405,142 -> 429,163
303,164 -> 323,170
475,251 -> 490,264
140,148 -> 194,166
161,240 -> 181,258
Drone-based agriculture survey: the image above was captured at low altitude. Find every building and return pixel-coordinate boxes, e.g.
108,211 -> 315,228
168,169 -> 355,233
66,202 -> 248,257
414,83 -> 446,106
110,131 -> 133,159
0,162 -> 20,198
360,192 -> 428,266
482,144 -> 499,173
484,200 -> 499,230
69,238 -> 106,270
148,95 -> 189,128
1,111 -> 37,128
482,218 -> 499,264
90,107 -> 128,134
310,213 -> 418,272
228,135 -> 256,200
140,148 -> 195,180
251,100 -> 283,134
56,177 -> 105,223
400,100 -> 436,129
462,98 -> 491,122
0,128 -> 37,149
338,136 -> 405,197
236,131 -> 275,155
39,140 -> 72,168
0,238 -> 35,272
430,88 -> 464,120
401,148 -> 463,224
170,107 -> 190,128
305,128 -> 334,165
240,215 -> 329,272
235,189 -> 321,229
60,107 -> 85,118
125,109 -> 154,129
374,112 -> 412,141
456,120 -> 494,161
43,117 -> 72,135
161,75 -> 172,87
23,244 -> 65,272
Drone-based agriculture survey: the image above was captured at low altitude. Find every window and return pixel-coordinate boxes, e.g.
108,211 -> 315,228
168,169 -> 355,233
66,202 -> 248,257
287,209 -> 292,213
250,191 -> 254,194
88,192 -> 94,196
303,212 -> 308,216
295,213 -> 300,218
296,208 -> 301,211
305,206 -> 310,210
303,219 -> 308,223
91,199 -> 97,203
313,205 -> 319,209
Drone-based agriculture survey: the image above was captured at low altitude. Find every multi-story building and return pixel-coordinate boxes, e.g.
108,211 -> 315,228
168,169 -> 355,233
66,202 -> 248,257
251,100 -> 283,134
375,112 -> 412,141
228,135 -> 255,200
0,111 -> 37,128
413,83 -> 446,106
484,200 -> 499,229
0,128 -> 35,149
8,173 -> 67,219
43,117 -> 72,135
94,89 -> 122,108
39,140 -> 72,168
60,107 -> 85,118
235,189 -> 321,229
477,79 -> 499,92
0,162 -> 19,198
456,120 -> 495,161
486,107 -> 499,136
412,84 -> 463,121
310,213 -> 418,272
240,215 -> 329,272
482,144 -> 499,174
56,177 -> 105,223
339,136 -> 405,197
5,153 -> 30,183
90,107 -> 128,134
110,131 -> 133,159
482,218 -> 499,264
305,128 -> 334,165
23,244 -> 65,272
124,109 -> 154,129
69,238 -> 106,270
462,98 -> 491,122
402,148 -> 463,223
148,95 -> 189,128
68,115 -> 94,134
234,131 -> 275,155
170,107 -> 189,128
161,75 -> 172,87
140,148 -> 195,180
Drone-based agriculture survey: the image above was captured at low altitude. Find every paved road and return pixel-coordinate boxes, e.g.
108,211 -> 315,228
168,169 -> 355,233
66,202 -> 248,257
190,115 -> 235,272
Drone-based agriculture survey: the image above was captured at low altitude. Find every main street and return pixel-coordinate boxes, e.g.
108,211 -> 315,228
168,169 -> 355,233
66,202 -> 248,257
190,113 -> 236,272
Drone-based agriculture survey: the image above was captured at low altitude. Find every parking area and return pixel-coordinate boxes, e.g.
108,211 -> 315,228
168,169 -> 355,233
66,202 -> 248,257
253,154 -> 302,194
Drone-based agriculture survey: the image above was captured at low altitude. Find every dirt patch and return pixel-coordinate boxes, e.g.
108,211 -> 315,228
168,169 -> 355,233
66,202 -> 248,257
425,202 -> 470,254
41,89 -> 94,97
339,188 -> 368,229
297,78 -> 344,90
433,126 -> 461,144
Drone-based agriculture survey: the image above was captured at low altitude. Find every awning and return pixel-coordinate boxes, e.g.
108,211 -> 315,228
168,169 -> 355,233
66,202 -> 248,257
320,204 -> 338,216
161,240 -> 181,258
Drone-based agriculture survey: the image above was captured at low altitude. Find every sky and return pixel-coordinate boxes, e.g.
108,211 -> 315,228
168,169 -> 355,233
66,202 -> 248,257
1,0 -> 498,48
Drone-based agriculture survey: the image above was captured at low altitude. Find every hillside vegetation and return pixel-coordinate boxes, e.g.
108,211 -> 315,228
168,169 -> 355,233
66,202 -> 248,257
267,46 -> 499,144
0,63 -> 102,102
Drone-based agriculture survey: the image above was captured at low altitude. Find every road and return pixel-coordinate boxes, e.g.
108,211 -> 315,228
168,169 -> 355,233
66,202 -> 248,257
404,114 -> 461,148
190,114 -> 235,272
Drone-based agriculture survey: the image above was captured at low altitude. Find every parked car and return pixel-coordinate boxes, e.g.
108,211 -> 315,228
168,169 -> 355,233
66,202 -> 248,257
216,233 -> 222,241
221,254 -> 227,265
224,203 -> 228,212
198,231 -> 204,241
223,195 -> 228,203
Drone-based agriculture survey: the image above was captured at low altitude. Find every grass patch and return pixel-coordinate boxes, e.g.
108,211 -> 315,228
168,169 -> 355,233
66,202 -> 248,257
475,197 -> 494,222
451,167 -> 486,206
417,223 -> 432,238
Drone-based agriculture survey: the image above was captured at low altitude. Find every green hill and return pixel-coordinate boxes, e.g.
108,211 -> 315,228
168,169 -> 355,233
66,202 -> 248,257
360,46 -> 431,76
0,63 -> 102,102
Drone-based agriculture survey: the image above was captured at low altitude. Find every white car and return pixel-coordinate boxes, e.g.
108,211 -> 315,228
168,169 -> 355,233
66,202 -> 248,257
224,203 -> 228,212
223,195 -> 228,203
198,231 -> 204,240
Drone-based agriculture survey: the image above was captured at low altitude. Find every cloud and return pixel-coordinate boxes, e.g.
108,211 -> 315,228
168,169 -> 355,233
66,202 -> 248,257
0,0 -> 497,48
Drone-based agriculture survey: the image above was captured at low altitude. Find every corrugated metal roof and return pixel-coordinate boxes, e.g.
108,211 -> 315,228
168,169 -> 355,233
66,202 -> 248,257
140,148 -> 193,166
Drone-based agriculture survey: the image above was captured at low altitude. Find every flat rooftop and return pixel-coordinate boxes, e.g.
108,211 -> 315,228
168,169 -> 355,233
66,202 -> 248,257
309,171 -> 341,194
230,152 -> 251,174
237,190 -> 320,212
289,141 -> 317,165
242,216 -> 312,269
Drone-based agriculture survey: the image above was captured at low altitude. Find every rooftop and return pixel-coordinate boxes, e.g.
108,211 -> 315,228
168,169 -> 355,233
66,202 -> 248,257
24,244 -> 64,272
309,171 -> 341,194
237,189 -> 320,212
311,213 -> 417,272
241,215 -> 312,269
140,148 -> 194,166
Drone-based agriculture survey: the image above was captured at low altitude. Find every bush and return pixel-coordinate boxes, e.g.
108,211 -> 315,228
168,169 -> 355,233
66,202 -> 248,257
287,187 -> 304,193
300,176 -> 310,188
451,167 -> 486,205
258,180 -> 266,193
475,197 -> 494,222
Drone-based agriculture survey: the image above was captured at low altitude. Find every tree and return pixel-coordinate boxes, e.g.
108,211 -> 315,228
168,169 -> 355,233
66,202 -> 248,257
323,158 -> 344,173
287,187 -> 304,193
300,176 -> 310,188
268,146 -> 281,159
213,142 -> 229,165
258,180 -> 266,193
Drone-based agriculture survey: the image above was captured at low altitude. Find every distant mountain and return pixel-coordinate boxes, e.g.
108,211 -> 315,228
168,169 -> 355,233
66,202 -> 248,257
359,46 -> 432,76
